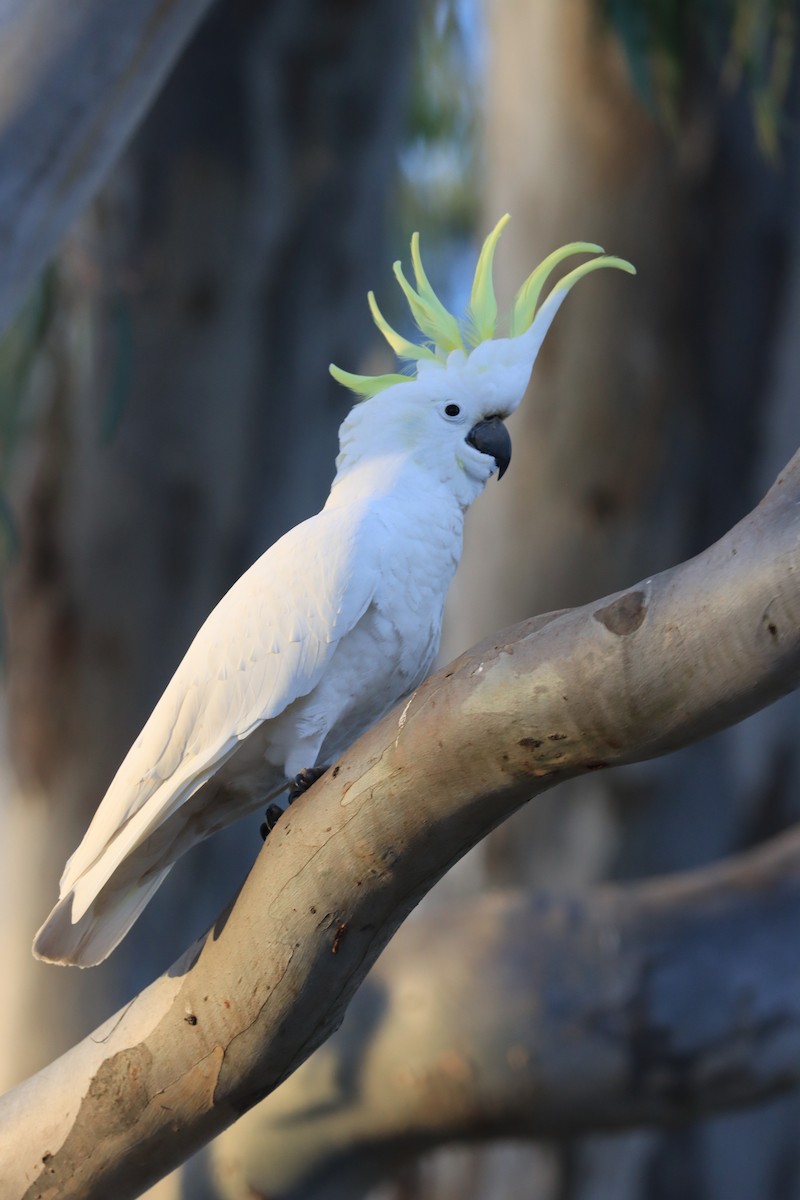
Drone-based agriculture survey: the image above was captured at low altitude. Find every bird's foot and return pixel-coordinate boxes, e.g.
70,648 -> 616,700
260,803 -> 285,842
260,766 -> 328,841
288,765 -> 327,804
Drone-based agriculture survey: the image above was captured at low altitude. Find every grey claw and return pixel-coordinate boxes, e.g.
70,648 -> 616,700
260,803 -> 284,841
288,765 -> 327,804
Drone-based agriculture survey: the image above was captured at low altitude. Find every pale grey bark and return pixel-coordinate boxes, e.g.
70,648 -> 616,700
0,0 -> 219,335
2,447 -> 800,1200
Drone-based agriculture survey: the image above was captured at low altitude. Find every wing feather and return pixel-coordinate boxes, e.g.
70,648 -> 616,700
60,503 -> 378,912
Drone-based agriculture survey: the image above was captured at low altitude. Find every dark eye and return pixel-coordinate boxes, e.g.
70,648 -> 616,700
444,403 -> 461,418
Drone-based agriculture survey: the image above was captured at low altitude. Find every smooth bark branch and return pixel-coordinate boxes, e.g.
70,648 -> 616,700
3,451 -> 800,1200
0,0 -> 216,334
211,826 -> 800,1200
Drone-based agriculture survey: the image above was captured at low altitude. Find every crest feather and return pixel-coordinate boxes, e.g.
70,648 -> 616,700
468,213 -> 511,344
367,292 -> 437,362
510,242 -> 604,338
549,255 -> 637,300
328,364 -> 411,397
393,254 -> 463,354
329,217 -> 636,398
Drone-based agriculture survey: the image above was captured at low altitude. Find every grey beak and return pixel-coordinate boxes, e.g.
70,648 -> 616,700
466,416 -> 511,479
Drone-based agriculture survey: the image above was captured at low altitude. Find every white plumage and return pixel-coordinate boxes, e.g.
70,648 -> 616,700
33,217 -> 633,965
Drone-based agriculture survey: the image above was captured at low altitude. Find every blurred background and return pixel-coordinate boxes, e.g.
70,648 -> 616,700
2,0 -> 800,1197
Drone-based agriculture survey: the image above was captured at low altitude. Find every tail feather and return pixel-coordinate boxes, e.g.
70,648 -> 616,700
32,868 -> 171,967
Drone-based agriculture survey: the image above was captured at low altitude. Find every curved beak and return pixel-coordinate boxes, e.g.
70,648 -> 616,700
466,416 -> 511,479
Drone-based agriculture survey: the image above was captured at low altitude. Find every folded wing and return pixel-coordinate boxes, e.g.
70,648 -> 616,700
33,503 -> 378,964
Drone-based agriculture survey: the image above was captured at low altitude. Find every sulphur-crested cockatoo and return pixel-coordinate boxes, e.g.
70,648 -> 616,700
33,215 -> 634,966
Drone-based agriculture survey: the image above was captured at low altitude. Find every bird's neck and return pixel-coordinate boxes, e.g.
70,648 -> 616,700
327,453 -> 471,520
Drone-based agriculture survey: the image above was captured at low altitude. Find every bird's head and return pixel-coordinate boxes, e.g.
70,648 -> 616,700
330,215 -> 634,502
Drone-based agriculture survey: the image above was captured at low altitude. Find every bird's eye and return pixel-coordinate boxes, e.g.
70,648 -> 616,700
444,403 -> 461,418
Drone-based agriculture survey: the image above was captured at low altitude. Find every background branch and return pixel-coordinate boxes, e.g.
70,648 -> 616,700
3,449 -> 800,1200
0,0 -> 216,334
209,824 -> 800,1200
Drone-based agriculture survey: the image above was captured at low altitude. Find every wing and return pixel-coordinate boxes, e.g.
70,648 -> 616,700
61,501 -> 379,921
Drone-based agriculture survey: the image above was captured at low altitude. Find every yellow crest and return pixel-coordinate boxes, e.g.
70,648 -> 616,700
330,215 -> 635,398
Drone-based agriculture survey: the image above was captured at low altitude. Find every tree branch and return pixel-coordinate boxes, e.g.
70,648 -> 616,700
0,0 -> 216,334
3,450 -> 800,1200
208,825 -> 800,1200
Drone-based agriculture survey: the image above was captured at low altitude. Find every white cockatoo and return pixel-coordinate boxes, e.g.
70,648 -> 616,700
33,215 -> 634,966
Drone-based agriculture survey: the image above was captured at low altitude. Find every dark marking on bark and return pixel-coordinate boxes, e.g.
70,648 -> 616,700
548,733 -> 567,742
584,483 -> 621,522
586,761 -> 608,771
332,922 -> 348,955
519,737 -> 542,749
332,765 -> 340,778
594,590 -> 648,636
